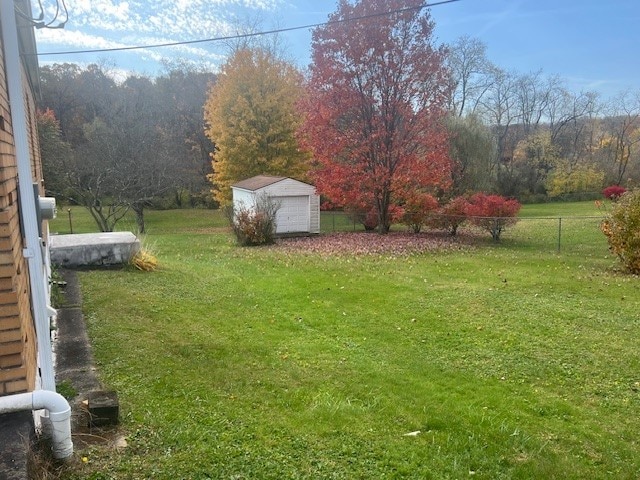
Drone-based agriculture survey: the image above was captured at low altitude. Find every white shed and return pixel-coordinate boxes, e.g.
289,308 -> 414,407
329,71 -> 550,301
231,175 -> 320,234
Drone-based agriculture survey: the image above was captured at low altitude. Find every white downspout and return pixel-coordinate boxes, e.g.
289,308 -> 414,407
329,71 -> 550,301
0,391 -> 73,460
0,0 -> 56,391
0,3 -> 73,461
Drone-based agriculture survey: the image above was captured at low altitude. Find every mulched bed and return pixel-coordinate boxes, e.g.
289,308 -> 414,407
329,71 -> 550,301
271,231 -> 480,256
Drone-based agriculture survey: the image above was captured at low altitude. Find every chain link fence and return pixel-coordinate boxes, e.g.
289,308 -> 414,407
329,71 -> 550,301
320,211 -> 607,254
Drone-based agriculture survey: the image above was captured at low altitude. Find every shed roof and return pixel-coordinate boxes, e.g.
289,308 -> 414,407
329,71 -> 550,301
231,175 -> 288,191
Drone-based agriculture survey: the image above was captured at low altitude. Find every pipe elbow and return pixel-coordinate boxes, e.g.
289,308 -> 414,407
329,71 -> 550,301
31,390 -> 74,460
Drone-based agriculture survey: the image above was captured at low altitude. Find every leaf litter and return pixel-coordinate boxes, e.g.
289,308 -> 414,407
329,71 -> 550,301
271,232 -> 479,257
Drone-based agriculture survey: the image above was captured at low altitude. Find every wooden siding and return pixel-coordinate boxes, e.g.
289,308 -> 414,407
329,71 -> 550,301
260,178 -> 316,198
0,33 -> 40,395
309,194 -> 320,234
232,177 -> 320,234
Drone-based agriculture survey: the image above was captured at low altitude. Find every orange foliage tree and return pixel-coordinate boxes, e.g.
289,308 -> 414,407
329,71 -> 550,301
299,0 -> 452,234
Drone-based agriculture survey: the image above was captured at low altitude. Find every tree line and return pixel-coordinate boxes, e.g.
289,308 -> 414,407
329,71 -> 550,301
38,63 -> 215,232
38,0 -> 640,233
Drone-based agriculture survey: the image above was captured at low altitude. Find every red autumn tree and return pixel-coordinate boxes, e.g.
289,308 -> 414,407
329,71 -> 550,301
299,0 -> 452,234
465,193 -> 521,242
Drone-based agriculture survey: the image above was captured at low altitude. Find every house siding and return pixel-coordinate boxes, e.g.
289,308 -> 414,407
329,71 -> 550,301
0,28 -> 41,395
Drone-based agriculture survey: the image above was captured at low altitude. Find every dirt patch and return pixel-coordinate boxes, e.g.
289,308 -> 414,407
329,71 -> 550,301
271,231 -> 479,256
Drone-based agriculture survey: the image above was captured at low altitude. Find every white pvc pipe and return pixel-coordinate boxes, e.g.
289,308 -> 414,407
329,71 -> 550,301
1,0 -> 56,391
0,391 -> 73,459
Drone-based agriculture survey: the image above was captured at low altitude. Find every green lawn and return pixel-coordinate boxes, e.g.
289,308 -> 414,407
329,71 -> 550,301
50,203 -> 639,479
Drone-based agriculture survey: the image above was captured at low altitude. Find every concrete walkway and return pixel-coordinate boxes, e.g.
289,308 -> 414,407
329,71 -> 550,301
54,269 -> 103,409
0,269 -> 103,477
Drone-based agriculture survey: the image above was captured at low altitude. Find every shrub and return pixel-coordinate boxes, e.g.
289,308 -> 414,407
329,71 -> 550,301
603,185 -> 626,200
400,193 -> 439,233
227,194 -> 280,246
601,189 -> 640,274
465,193 -> 521,242
428,196 -> 470,236
348,206 -> 403,232
344,207 -> 376,231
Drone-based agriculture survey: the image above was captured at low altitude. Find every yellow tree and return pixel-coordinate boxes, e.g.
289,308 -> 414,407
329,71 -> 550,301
511,129 -> 559,195
204,48 -> 310,204
546,161 -> 605,198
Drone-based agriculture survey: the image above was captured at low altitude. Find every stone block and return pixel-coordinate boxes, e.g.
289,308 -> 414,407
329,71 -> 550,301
87,390 -> 119,427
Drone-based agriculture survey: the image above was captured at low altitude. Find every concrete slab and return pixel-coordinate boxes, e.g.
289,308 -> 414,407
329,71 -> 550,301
50,232 -> 140,268
0,269 -> 106,478
0,411 -> 33,480
54,270 -> 102,406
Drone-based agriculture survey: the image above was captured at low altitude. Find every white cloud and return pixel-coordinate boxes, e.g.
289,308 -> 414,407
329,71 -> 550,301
55,0 -> 283,37
35,0 -> 289,78
36,28 -> 129,51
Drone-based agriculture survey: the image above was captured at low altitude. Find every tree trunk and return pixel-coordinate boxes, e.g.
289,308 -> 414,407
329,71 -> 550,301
132,204 -> 145,234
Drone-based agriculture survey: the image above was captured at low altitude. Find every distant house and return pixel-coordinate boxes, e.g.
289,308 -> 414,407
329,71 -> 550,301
231,175 -> 320,235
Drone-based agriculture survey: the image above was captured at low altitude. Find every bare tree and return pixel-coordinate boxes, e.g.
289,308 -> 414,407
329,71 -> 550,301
447,36 -> 496,117
600,91 -> 640,185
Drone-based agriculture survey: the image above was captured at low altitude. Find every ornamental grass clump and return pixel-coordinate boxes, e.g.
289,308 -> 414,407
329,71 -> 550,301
601,189 -> 640,274
130,247 -> 158,271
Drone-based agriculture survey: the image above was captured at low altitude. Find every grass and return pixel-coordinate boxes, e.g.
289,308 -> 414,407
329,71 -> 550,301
48,202 -> 639,479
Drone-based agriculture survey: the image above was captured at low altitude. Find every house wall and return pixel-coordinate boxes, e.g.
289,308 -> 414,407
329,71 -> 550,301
0,34 -> 40,395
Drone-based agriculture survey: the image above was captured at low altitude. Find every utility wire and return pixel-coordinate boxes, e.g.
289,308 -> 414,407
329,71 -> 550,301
15,0 -> 68,29
36,0 -> 461,56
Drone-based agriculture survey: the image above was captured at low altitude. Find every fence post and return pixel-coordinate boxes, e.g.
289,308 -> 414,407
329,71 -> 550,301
557,217 -> 562,252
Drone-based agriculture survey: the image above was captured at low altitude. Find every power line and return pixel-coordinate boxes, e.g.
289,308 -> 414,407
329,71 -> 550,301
36,0 -> 461,57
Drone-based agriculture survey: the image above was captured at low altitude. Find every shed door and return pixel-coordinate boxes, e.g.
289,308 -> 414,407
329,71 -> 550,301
276,196 -> 309,233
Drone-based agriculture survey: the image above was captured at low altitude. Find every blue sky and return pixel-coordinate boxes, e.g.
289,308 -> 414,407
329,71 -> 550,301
33,0 -> 640,99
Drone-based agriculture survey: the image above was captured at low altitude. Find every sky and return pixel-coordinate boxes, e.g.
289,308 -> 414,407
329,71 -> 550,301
32,0 -> 640,99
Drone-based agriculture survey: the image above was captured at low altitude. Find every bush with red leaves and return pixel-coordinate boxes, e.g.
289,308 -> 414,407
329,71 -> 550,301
428,196 -> 470,236
603,185 -> 626,200
400,193 -> 439,233
465,193 -> 521,242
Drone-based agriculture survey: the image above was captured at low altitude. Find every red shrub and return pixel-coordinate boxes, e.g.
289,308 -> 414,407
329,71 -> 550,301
465,193 -> 521,241
400,193 -> 439,233
603,185 -> 626,200
428,196 -> 470,236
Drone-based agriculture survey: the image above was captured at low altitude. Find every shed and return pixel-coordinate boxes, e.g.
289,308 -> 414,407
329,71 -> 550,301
231,175 -> 320,234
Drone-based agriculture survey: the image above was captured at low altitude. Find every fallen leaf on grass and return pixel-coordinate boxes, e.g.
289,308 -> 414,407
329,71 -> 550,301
270,232 -> 478,257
